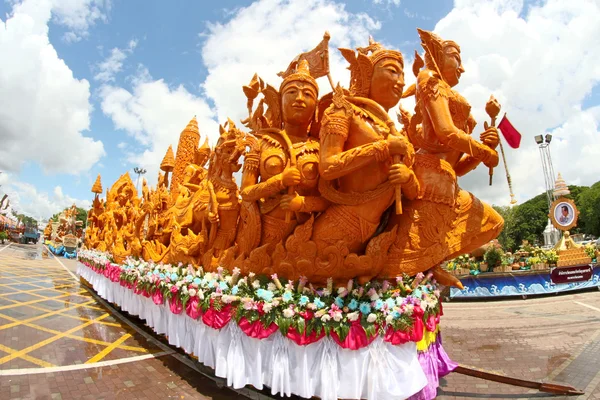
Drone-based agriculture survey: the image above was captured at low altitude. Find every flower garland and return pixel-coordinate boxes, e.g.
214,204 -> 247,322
78,249 -> 443,349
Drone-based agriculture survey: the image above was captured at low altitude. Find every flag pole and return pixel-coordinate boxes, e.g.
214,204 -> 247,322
498,113 -> 517,204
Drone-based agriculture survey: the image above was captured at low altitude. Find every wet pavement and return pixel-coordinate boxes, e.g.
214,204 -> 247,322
440,289 -> 600,399
0,243 -> 246,400
1,242 -> 600,399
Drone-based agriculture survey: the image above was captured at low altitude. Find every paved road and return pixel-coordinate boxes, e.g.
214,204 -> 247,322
441,286 -> 600,399
1,242 -> 600,399
0,243 -> 244,400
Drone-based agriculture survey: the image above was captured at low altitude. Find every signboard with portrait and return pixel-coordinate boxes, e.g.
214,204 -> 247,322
549,198 -> 579,231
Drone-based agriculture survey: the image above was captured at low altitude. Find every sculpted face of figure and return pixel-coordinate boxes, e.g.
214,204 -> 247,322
441,44 -> 464,87
369,57 -> 405,111
281,81 -> 317,128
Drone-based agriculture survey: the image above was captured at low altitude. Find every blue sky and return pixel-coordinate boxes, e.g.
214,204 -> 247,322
0,0 -> 599,222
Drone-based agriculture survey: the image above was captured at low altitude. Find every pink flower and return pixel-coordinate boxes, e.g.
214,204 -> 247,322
170,285 -> 178,293
382,280 -> 390,292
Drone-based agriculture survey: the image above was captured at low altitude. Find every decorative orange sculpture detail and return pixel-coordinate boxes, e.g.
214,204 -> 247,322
85,30 -> 506,289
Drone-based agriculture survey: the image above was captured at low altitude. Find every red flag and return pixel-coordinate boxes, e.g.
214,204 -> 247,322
497,114 -> 522,149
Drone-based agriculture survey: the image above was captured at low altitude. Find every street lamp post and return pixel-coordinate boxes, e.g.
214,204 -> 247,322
535,134 -> 560,246
133,167 -> 147,193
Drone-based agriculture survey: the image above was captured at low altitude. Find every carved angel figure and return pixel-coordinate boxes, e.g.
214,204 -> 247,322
383,29 -> 504,285
237,60 -> 329,253
309,38 -> 419,264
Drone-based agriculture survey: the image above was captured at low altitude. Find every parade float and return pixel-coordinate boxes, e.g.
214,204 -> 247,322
76,29 -> 584,399
450,174 -> 599,299
47,204 -> 83,258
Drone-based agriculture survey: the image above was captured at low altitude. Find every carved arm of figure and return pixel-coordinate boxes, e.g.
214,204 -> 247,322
453,113 -> 499,176
319,106 -> 417,198
424,90 -> 499,169
206,181 -> 219,224
240,162 -> 300,202
280,192 -> 330,213
319,108 -> 392,180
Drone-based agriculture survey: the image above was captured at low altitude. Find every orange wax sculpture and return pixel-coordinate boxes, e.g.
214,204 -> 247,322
85,30 -> 505,288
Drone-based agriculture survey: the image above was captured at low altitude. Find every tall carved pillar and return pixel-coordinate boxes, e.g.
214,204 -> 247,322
170,116 -> 200,202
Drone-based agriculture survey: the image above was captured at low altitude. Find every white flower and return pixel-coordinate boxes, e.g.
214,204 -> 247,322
396,297 -> 405,306
204,273 -> 214,282
385,314 -> 394,324
367,313 -> 377,323
337,287 -> 346,295
176,280 -> 184,287
181,286 -> 189,295
252,280 -> 260,289
189,288 -> 197,297
198,290 -> 205,300
283,308 -> 295,318
347,311 -> 359,322
370,293 -> 379,301
272,299 -> 280,307
321,314 -> 331,322
263,303 -> 273,313
267,282 -> 277,291
225,276 -> 232,285
306,303 -> 317,310
333,312 -> 343,322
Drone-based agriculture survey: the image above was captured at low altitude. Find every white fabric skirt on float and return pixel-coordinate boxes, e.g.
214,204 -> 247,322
78,263 -> 428,400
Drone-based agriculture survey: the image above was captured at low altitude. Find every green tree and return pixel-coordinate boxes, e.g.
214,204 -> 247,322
577,182 -> 600,236
50,206 -> 88,226
492,205 -> 516,251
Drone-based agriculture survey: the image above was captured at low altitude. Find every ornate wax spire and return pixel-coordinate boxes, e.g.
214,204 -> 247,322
91,174 -> 103,194
553,172 -> 570,198
171,116 -> 201,200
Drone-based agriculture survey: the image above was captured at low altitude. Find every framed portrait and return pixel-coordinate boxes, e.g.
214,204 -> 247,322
549,198 -> 579,231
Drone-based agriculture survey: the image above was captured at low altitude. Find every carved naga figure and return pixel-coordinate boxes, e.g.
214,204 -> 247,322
383,29 -> 504,286
307,38 -> 419,281
237,59 -> 329,254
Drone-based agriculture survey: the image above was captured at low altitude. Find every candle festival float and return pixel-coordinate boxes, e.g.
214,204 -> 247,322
449,173 -> 599,300
77,29 -> 583,399
45,204 -> 84,259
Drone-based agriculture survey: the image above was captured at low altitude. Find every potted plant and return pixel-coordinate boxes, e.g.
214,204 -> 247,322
545,250 -> 559,268
0,231 -> 7,244
484,247 -> 502,273
528,256 -> 542,270
584,245 -> 595,261
469,261 -> 480,275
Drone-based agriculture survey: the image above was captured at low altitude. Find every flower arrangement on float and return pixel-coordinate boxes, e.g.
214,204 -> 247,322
78,249 -> 443,348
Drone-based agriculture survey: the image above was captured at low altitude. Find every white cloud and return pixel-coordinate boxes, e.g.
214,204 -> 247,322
94,39 -> 137,82
432,0 -> 600,205
0,173 -> 91,220
201,0 -> 381,124
372,0 -> 401,6
0,0 -> 105,175
99,71 -> 217,184
50,0 -> 111,42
